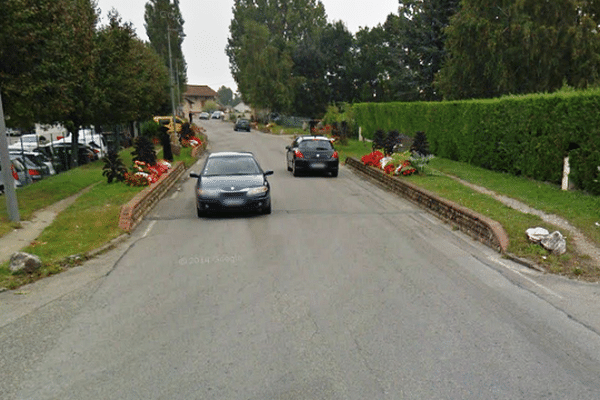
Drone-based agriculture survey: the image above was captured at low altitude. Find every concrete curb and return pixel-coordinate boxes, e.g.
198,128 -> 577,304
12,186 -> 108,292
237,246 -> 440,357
118,142 -> 208,233
345,157 -> 510,253
118,161 -> 186,232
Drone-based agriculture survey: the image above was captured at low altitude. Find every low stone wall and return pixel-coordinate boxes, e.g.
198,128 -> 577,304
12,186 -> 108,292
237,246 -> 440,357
118,142 -> 208,232
118,161 -> 186,232
345,157 -> 509,253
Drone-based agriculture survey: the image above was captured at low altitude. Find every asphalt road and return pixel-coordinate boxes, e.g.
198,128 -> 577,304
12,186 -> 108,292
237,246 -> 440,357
2,120 -> 600,399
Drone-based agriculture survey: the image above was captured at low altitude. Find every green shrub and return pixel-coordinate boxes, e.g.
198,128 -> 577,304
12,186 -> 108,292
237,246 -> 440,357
353,89 -> 600,193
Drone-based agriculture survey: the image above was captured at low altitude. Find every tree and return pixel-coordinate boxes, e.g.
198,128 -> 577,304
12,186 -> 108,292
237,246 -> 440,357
321,21 -> 358,105
94,11 -> 169,126
230,20 -> 296,112
217,86 -> 234,106
436,0 -> 600,99
48,0 -> 99,167
393,0 -> 460,101
144,0 -> 187,109
0,0 -> 97,143
227,0 -> 328,114
352,25 -> 393,102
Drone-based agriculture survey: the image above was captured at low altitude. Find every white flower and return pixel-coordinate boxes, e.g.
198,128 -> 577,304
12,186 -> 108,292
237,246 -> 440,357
380,157 -> 393,168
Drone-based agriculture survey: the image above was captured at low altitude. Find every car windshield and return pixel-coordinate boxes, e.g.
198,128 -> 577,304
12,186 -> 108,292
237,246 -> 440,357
298,140 -> 333,151
203,156 -> 261,176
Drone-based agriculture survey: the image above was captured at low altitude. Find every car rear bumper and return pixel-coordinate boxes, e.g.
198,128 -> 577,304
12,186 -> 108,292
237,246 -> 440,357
294,159 -> 339,172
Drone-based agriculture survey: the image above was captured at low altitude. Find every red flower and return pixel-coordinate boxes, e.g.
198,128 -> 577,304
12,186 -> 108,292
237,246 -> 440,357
361,151 -> 384,167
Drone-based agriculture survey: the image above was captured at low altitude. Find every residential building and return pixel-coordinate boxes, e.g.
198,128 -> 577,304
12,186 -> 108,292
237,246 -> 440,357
182,85 -> 218,119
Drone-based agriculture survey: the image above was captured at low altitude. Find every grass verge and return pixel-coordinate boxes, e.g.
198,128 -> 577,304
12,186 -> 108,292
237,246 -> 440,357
336,139 -> 600,281
0,144 -> 199,290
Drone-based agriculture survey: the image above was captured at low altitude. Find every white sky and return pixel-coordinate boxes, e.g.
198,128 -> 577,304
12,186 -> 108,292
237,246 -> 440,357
95,0 -> 399,93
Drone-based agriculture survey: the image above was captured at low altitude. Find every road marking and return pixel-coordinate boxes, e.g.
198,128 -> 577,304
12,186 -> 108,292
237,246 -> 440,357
488,256 -> 563,299
142,220 -> 156,238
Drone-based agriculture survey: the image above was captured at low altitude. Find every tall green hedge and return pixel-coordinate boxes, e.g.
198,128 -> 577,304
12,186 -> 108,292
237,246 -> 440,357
353,90 -> 600,195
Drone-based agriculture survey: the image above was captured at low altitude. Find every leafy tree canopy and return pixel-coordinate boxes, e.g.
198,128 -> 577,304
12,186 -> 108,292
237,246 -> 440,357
144,0 -> 187,106
437,0 -> 600,99
217,86 -> 234,106
227,0 -> 327,114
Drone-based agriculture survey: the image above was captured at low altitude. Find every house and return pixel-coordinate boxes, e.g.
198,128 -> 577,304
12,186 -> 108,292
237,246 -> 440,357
181,85 -> 217,119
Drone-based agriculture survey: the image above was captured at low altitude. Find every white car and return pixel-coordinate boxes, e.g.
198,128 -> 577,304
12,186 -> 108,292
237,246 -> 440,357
56,129 -> 107,158
8,133 -> 51,152
211,111 -> 224,119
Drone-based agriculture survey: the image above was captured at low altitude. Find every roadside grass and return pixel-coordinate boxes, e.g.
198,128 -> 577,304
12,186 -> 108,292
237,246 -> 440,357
336,139 -> 600,280
0,162 -> 103,237
0,144 -> 198,289
337,139 -> 372,162
429,158 -> 600,249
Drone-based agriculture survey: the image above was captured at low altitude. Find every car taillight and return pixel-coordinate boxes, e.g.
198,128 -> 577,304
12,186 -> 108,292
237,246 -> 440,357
57,136 -> 63,140
332,151 -> 338,159
11,165 -> 18,180
28,169 -> 40,176
294,150 -> 304,158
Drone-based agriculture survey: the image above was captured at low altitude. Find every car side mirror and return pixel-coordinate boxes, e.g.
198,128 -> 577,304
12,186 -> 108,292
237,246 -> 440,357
264,170 -> 274,176
285,146 -> 290,150
189,172 -> 199,178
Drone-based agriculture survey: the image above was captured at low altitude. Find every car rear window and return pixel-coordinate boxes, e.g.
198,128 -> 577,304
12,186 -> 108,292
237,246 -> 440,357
203,156 -> 261,176
298,140 -> 333,150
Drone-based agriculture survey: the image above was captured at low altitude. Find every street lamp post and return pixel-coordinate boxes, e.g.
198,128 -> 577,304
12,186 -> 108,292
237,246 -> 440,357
160,8 -> 180,155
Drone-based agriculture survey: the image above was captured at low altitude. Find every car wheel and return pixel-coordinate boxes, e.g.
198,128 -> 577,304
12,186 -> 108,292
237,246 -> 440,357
292,160 -> 299,176
196,206 -> 205,218
287,158 -> 292,171
330,169 -> 338,177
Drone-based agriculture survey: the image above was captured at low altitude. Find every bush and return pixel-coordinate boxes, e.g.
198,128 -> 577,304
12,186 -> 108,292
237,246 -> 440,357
410,131 -> 430,156
372,129 -> 387,153
101,151 -> 128,183
140,120 -> 160,138
384,130 -> 402,155
131,136 -> 157,166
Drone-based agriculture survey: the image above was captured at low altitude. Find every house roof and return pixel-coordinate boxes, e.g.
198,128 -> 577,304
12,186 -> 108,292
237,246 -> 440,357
184,85 -> 217,98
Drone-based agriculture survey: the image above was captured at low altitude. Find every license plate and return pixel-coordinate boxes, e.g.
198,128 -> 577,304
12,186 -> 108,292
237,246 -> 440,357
311,162 -> 325,169
223,198 -> 244,206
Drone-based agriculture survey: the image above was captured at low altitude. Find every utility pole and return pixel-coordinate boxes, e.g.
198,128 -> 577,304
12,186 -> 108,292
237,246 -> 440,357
0,92 -> 20,222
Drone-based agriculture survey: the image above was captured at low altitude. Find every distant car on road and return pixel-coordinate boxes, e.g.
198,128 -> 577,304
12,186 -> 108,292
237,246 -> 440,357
199,112 -> 210,120
286,135 -> 339,177
190,152 -> 273,216
234,118 -> 251,132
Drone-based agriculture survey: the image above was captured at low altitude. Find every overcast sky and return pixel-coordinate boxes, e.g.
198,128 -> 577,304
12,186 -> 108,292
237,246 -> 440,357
95,0 -> 400,93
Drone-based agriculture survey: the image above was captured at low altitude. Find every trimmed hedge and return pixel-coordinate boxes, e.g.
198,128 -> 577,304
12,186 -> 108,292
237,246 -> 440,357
353,90 -> 600,195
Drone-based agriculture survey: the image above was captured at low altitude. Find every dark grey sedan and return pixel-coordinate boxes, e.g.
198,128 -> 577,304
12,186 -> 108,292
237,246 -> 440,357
190,152 -> 273,217
286,135 -> 339,177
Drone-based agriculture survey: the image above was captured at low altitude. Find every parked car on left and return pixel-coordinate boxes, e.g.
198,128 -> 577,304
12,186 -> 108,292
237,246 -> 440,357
9,150 -> 56,176
0,159 -> 25,193
8,133 -> 51,152
8,154 -> 48,181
